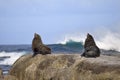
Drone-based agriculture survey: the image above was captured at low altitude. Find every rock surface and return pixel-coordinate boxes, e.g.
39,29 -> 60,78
0,68 -> 3,79
9,54 -> 120,80
3,75 -> 18,80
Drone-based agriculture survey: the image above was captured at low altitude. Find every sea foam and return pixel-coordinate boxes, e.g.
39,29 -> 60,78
96,31 -> 120,52
0,51 -> 26,65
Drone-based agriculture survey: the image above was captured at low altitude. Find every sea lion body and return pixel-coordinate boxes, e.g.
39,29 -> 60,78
81,33 -> 100,58
32,33 -> 51,57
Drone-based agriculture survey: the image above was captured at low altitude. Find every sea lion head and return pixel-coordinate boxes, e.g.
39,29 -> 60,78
84,33 -> 96,48
34,33 -> 43,44
87,33 -> 93,39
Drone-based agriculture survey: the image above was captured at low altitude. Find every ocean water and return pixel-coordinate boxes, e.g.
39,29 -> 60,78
0,40 -> 120,75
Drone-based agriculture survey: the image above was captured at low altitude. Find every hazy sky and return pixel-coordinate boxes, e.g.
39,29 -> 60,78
0,0 -> 120,44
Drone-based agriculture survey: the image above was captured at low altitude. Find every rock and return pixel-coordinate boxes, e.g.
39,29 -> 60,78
32,33 -> 51,57
0,68 -> 3,79
3,75 -> 18,80
81,33 -> 100,57
9,54 -> 120,80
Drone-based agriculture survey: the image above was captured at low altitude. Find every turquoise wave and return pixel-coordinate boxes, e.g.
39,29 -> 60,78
49,40 -> 84,53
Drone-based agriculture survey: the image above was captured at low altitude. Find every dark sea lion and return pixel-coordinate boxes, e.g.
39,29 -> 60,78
32,33 -> 51,57
81,33 -> 100,57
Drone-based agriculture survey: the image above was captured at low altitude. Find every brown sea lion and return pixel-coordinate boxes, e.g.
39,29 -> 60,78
81,33 -> 100,57
32,33 -> 51,57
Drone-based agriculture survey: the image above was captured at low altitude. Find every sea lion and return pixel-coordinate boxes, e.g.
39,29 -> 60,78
32,33 -> 51,57
81,33 -> 100,57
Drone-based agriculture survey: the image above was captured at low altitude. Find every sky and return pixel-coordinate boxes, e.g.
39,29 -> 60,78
0,0 -> 120,45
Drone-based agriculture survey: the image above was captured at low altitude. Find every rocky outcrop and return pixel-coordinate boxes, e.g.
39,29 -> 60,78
3,75 -> 18,80
82,33 -> 100,57
32,33 -> 51,57
8,54 -> 120,80
0,68 -> 3,79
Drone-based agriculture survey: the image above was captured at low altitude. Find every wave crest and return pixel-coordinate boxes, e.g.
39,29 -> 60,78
57,34 -> 85,44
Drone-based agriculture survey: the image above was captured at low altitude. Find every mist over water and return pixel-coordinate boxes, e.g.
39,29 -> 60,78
96,27 -> 120,52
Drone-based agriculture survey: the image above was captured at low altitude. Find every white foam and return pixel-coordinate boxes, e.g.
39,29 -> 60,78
96,31 -> 120,52
0,51 -> 26,65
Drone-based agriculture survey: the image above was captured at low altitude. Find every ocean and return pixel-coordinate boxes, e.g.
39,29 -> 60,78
0,40 -> 120,75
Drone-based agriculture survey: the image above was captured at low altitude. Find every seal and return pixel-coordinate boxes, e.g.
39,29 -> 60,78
81,33 -> 100,57
32,33 -> 51,57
